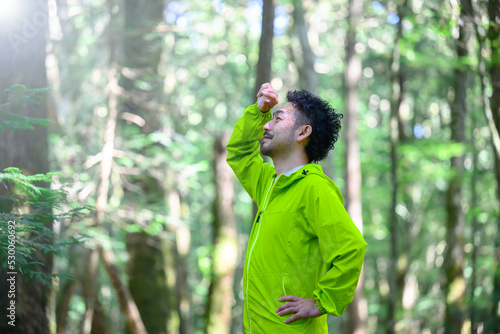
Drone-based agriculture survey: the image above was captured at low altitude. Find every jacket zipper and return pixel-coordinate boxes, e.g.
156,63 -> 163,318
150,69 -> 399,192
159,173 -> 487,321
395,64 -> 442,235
245,175 -> 280,333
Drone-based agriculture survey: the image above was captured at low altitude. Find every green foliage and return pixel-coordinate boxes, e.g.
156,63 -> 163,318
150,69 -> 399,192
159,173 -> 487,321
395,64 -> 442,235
0,84 -> 53,131
0,85 -> 91,286
0,168 -> 91,285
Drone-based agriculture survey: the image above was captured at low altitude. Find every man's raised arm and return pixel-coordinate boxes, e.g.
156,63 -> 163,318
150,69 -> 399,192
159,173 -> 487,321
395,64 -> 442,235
226,83 -> 279,205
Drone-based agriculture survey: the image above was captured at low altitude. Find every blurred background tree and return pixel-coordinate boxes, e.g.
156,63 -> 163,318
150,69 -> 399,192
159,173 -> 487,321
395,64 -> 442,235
0,0 -> 498,333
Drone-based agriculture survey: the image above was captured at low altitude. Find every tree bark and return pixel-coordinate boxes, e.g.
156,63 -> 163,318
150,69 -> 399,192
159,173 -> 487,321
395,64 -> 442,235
120,0 -> 165,134
173,232 -> 191,334
205,132 -> 238,334
343,0 -> 367,332
387,2 -> 407,333
90,298 -> 109,334
292,0 -> 318,94
0,1 -> 53,333
126,233 -> 170,334
56,276 -> 77,333
486,2 -> 500,332
468,114 -> 480,334
99,245 -> 148,334
442,0 -> 473,332
252,0 -> 275,99
165,171 -> 191,334
81,248 -> 101,334
467,1 -> 498,331
119,1 -> 171,333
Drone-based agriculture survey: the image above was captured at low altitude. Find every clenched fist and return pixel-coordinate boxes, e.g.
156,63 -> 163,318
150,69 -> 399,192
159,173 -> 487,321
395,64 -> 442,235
257,83 -> 279,113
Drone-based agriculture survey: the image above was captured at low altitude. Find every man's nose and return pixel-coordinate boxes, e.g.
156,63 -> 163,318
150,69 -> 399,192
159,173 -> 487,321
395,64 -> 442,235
263,120 -> 272,131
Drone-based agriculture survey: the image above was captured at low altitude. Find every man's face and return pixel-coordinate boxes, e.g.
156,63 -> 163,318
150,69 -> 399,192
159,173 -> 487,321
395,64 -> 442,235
259,103 -> 297,158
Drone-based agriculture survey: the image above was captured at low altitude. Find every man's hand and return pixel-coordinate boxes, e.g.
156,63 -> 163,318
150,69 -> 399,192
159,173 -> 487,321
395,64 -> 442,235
257,83 -> 279,113
276,295 -> 324,324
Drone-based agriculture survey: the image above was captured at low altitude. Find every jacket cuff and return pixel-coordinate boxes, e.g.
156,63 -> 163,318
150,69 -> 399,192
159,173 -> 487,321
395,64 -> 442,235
247,102 -> 271,116
315,297 -> 327,315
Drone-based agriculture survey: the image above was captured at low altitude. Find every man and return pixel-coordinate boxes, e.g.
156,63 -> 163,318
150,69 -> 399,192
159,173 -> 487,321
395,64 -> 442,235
227,83 -> 367,333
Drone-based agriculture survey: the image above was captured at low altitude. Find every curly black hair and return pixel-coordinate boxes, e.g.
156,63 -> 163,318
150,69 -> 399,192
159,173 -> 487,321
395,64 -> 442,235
286,90 -> 343,163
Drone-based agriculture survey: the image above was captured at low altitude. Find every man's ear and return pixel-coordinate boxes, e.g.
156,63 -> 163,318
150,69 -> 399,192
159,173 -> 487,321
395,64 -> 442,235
296,125 -> 312,143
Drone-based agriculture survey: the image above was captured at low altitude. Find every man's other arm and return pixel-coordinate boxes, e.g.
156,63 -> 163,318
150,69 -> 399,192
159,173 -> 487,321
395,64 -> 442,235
309,183 -> 368,316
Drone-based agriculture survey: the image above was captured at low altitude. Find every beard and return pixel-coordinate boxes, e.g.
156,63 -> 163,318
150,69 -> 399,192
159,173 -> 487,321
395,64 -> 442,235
259,133 -> 294,158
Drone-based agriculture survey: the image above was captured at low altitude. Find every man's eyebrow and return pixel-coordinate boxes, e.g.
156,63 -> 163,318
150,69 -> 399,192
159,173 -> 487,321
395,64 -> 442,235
273,110 -> 285,117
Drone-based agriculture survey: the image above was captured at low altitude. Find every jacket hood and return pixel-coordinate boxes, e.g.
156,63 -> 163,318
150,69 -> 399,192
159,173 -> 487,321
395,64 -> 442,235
271,163 -> 342,203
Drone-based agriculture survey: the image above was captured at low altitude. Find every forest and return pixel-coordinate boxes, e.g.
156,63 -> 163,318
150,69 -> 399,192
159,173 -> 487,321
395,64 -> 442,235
0,0 -> 499,333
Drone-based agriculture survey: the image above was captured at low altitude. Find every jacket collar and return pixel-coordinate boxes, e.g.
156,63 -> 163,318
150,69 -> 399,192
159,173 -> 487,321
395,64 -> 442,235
270,163 -> 326,197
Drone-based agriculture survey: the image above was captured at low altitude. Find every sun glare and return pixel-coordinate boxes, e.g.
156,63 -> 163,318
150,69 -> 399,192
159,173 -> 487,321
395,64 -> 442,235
0,0 -> 20,22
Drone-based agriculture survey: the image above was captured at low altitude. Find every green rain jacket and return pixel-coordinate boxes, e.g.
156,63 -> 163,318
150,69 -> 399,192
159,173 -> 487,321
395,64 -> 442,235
227,102 -> 367,333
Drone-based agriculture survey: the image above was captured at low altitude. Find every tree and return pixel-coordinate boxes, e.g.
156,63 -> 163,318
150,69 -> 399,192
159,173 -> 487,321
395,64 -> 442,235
0,1 -> 53,333
442,0 -> 473,332
205,133 -> 237,334
485,0 -> 500,330
252,0 -> 275,99
343,0 -> 367,332
387,1 -> 408,332
118,1 -> 171,332
292,0 -> 318,94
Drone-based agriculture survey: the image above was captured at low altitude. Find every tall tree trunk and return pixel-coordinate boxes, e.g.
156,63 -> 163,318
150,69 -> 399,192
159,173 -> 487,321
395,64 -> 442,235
468,113 -> 480,334
205,133 -> 238,334
485,2 -> 500,332
174,230 -> 191,334
343,0 -> 367,332
118,1 -> 171,332
81,248 -> 101,334
292,0 -> 318,94
126,233 -> 170,334
165,171 -> 191,334
467,0 -> 500,331
443,0 -> 473,332
56,276 -> 77,333
99,245 -> 148,334
387,1 -> 407,332
0,1 -> 53,333
252,0 -> 275,99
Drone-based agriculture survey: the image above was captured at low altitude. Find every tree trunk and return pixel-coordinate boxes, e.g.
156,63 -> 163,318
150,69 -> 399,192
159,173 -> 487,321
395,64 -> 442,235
443,0 -> 473,332
118,1 -> 171,332
486,2 -> 500,332
81,248 -> 101,334
165,171 -> 191,334
0,1 -> 52,333
292,0 -> 318,94
387,1 -> 407,332
120,0 -> 165,134
99,245 -> 148,334
90,298 -> 109,334
126,233 -> 170,334
343,0 -> 367,332
252,0 -> 275,99
205,133 -> 238,334
468,113 -> 480,334
466,0 -> 500,331
56,276 -> 77,333
174,232 -> 191,334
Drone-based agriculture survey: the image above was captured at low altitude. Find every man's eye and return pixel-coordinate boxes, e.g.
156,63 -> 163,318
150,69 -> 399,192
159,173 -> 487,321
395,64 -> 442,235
276,117 -> 282,121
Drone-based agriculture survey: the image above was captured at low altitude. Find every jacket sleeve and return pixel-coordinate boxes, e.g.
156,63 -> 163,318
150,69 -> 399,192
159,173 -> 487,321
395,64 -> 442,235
308,182 -> 367,316
226,102 -> 275,206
